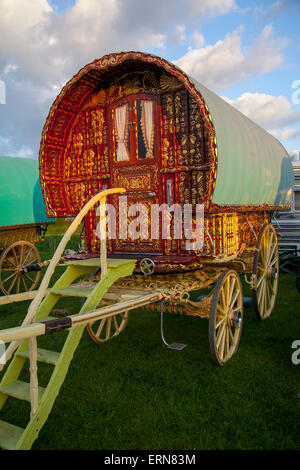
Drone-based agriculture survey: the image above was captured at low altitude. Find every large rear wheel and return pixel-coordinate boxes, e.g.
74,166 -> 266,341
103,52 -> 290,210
0,241 -> 41,295
252,224 -> 279,320
209,269 -> 243,366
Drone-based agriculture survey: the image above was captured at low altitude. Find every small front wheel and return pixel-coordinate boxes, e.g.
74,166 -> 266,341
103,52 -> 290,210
209,269 -> 243,366
86,311 -> 129,344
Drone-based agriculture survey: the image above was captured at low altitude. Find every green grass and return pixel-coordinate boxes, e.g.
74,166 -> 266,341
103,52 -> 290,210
0,236 -> 299,450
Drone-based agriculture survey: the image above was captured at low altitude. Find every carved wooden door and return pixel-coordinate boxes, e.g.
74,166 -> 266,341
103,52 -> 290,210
109,94 -> 163,254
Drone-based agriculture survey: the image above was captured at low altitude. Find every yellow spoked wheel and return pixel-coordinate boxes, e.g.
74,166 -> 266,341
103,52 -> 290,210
252,224 -> 279,320
0,241 -> 41,295
86,311 -> 130,344
209,269 -> 243,366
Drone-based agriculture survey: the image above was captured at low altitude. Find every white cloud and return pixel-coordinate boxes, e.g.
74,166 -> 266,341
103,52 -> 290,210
175,25 -> 288,91
188,0 -> 237,16
0,0 -> 290,158
223,92 -> 300,146
223,92 -> 300,129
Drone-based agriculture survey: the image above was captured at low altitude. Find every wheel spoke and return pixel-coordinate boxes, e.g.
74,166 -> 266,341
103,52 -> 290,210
257,273 -> 265,289
270,257 -> 278,268
229,290 -> 239,311
96,319 -> 106,338
24,272 -> 34,285
216,323 -> 225,349
216,303 -> 226,317
19,244 -> 24,268
220,287 -> 226,310
228,276 -> 236,304
21,275 -> 28,291
219,326 -> 226,360
7,273 -> 18,294
267,242 -> 276,266
228,325 -> 235,344
225,277 -> 230,309
2,271 -> 16,284
267,277 -> 274,295
266,231 -> 274,263
113,315 -> 119,335
258,278 -> 265,312
23,247 -> 34,265
225,326 -> 230,358
12,247 -> 19,265
215,316 -> 226,329
105,317 -> 112,340
257,276 -> 265,304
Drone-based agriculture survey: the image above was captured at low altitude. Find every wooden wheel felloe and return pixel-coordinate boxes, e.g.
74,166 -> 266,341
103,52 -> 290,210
252,224 -> 279,320
209,269 -> 243,366
86,311 -> 129,344
0,241 -> 41,295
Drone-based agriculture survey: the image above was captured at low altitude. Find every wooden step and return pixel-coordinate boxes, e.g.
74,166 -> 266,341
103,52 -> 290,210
51,286 -> 93,298
0,420 -> 24,450
0,380 -> 45,403
17,348 -> 60,366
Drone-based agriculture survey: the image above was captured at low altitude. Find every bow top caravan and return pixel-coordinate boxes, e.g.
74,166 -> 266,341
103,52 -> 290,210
39,51 -> 293,268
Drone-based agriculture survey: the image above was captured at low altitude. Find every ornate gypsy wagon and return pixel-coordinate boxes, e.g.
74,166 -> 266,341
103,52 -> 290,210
0,156 -> 54,295
39,50 -> 293,355
0,52 -> 293,450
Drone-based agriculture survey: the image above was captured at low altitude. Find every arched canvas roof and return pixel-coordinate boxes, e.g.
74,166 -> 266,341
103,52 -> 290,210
39,51 -> 293,216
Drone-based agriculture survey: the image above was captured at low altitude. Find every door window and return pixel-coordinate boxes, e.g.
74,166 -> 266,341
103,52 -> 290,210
111,95 -> 157,163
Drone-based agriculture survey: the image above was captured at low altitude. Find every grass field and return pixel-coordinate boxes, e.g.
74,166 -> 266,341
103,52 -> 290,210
0,235 -> 299,450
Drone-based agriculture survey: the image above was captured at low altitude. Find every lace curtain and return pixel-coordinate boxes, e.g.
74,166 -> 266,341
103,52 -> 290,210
115,104 -> 129,161
141,100 -> 154,159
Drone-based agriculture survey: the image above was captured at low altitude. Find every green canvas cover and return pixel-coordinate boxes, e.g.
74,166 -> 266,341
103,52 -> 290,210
0,156 -> 54,227
190,78 -> 294,207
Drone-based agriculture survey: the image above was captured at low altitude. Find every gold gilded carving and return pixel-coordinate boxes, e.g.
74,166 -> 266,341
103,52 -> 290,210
73,132 -> 83,156
119,174 -> 151,191
160,73 -> 181,91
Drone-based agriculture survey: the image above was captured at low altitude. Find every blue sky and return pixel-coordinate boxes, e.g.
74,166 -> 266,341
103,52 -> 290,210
0,0 -> 300,158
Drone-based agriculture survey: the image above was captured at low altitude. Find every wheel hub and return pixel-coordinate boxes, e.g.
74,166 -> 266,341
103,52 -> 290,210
266,266 -> 276,278
228,310 -> 242,328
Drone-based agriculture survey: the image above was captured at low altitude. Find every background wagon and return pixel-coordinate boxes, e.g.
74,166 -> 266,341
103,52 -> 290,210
0,156 -> 54,295
273,151 -> 300,292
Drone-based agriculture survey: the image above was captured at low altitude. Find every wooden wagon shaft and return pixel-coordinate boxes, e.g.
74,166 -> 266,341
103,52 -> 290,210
0,286 -> 146,307
0,289 -> 49,306
0,290 -> 162,345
